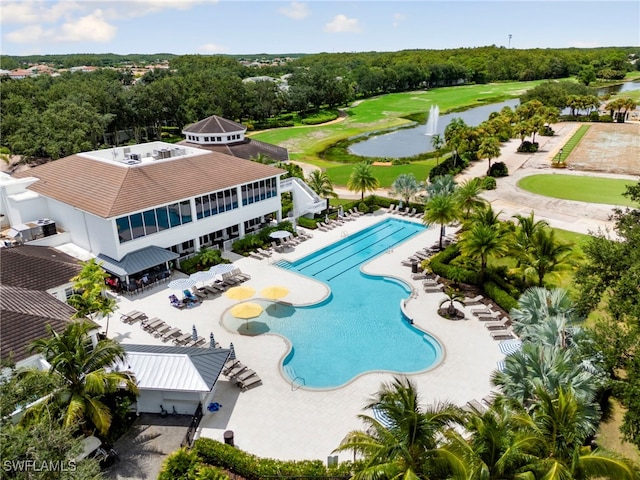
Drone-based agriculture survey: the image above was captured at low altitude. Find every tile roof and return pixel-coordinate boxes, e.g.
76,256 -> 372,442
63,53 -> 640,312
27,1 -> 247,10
16,151 -> 285,218
0,245 -> 81,291
183,115 -> 246,134
122,344 -> 230,392
179,138 -> 289,163
0,285 -> 77,362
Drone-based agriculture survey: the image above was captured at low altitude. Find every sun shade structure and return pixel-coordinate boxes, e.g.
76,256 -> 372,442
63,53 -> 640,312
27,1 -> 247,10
209,264 -> 235,276
97,246 -> 178,277
190,270 -> 216,285
225,286 -> 256,300
167,278 -> 197,290
261,285 -> 289,300
230,302 -> 263,319
269,230 -> 291,240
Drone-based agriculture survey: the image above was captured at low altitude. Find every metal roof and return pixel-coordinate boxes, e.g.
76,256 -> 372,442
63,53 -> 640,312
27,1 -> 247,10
97,246 -> 178,277
122,344 -> 230,392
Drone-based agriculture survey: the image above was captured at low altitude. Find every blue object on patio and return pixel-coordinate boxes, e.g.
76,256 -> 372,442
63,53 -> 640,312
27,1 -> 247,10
499,339 -> 522,356
229,342 -> 236,360
207,402 -> 222,412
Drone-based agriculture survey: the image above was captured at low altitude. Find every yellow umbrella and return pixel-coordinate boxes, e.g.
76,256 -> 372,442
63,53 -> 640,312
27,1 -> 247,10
261,285 -> 289,301
225,286 -> 256,300
230,302 -> 264,319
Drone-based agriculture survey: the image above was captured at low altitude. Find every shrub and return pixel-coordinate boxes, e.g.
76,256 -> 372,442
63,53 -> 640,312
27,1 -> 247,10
158,448 -> 200,480
300,109 -> 338,125
482,176 -> 497,190
428,155 -> 469,180
488,161 -> 509,177
517,141 -> 539,153
483,281 -> 519,311
429,245 -> 483,285
232,234 -> 263,255
297,216 -> 319,229
599,114 -> 613,123
358,201 -> 369,213
539,125 -> 555,136
192,438 -> 354,479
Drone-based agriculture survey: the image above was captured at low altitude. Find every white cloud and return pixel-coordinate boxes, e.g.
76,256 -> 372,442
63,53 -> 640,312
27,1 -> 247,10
5,24 -> 49,44
392,13 -> 405,28
278,2 -> 309,20
53,9 -> 116,43
324,14 -> 361,33
112,0 -> 219,20
199,43 -> 228,53
1,1 -> 84,25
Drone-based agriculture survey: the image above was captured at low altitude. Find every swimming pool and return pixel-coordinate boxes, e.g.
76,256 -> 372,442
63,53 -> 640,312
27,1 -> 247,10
225,218 -> 443,388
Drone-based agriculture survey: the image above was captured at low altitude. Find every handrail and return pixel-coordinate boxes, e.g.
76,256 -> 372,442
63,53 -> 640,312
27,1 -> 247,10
291,376 -> 305,391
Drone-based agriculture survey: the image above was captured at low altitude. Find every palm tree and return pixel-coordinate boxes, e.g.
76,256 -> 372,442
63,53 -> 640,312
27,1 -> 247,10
347,162 -> 379,200
477,136 -> 502,175
444,117 -> 468,166
426,174 -> 457,197
458,223 -> 508,279
454,178 -> 487,219
67,259 -> 110,318
515,388 -> 637,480
333,376 -> 463,479
423,193 -> 459,250
431,134 -> 444,165
307,169 -> 338,201
510,287 -> 576,332
25,321 -> 138,435
440,287 -> 465,317
390,173 -> 424,206
518,229 -> 576,287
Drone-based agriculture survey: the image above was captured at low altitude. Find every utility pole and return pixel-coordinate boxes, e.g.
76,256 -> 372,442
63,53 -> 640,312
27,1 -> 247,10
508,34 -> 512,49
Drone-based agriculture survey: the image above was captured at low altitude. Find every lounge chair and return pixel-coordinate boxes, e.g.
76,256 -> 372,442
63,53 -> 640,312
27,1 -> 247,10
484,318 -> 509,330
349,208 -> 362,217
222,359 -> 241,376
249,251 -> 264,260
257,247 -> 272,257
191,287 -> 208,301
141,317 -> 163,332
153,323 -> 172,338
183,289 -> 199,302
422,275 -> 440,286
162,327 -> 182,342
185,336 -> 207,348
464,295 -> 484,305
169,294 -> 186,309
172,333 -> 192,345
478,313 -> 502,321
424,284 -> 444,293
231,268 -> 251,282
226,364 -> 247,379
490,330 -> 515,341
411,270 -> 429,280
235,369 -> 257,383
464,399 -> 487,413
471,307 -> 492,316
203,284 -> 222,296
407,208 -> 417,217
399,207 -> 411,216
237,376 -> 262,391
120,310 -> 147,324
387,204 -> 396,213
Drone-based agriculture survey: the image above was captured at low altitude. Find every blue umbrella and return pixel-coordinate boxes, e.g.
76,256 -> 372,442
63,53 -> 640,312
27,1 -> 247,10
229,342 -> 236,360
209,332 -> 215,348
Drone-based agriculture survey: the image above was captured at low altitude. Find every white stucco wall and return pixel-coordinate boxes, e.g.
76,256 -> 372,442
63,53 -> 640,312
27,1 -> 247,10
136,389 -> 202,415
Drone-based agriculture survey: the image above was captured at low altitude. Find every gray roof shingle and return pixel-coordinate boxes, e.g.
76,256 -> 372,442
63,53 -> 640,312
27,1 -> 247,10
0,245 -> 81,291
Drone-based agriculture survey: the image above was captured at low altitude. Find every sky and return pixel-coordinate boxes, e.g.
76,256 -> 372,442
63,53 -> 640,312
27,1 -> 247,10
1,0 -> 639,57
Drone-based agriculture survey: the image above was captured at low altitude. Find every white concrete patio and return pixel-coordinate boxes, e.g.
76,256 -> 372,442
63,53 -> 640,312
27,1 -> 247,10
93,211 -> 504,462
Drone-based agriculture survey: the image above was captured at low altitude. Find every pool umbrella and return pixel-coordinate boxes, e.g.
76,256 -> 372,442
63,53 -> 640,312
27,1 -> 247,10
190,270 -> 216,286
261,285 -> 289,301
229,343 -> 236,360
269,230 -> 291,240
225,285 -> 256,300
230,302 -> 264,319
192,325 -> 198,342
209,332 -> 215,348
167,278 -> 196,291
499,339 -> 523,356
209,264 -> 235,276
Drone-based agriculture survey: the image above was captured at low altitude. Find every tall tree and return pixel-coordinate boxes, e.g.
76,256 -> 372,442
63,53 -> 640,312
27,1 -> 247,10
477,136 -> 502,175
423,193 -> 459,250
389,173 -> 424,206
518,228 -> 576,287
431,134 -> 444,165
454,178 -> 487,219
24,321 -> 138,436
307,170 -> 338,200
458,223 -> 508,279
333,376 -> 463,480
347,162 -> 379,200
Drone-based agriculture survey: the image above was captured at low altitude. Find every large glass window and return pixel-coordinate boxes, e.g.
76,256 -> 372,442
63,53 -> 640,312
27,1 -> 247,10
180,200 -> 192,223
130,213 -> 144,239
143,209 -> 158,235
116,217 -> 132,243
156,206 -> 169,230
240,178 -> 278,206
168,203 -> 181,227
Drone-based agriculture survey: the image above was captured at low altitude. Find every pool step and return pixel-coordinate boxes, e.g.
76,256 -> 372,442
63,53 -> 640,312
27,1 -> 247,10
273,260 -> 294,270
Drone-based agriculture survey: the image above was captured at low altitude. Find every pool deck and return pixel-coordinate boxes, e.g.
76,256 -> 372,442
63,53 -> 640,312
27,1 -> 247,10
94,211 -> 504,462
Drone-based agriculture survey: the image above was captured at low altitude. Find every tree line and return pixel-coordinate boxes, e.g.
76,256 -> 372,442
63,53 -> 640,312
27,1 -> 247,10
1,46 -> 637,160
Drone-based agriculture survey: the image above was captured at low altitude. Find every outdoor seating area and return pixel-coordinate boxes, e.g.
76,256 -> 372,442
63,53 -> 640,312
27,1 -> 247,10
222,358 -> 262,391
387,204 -> 422,218
107,268 -> 172,296
133,311 -> 215,347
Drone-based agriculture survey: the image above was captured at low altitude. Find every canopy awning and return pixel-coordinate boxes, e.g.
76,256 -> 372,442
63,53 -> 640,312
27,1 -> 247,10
97,246 -> 178,277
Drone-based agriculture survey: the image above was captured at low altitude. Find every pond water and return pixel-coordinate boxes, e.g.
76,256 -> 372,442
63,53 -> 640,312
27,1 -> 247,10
349,80 -> 640,159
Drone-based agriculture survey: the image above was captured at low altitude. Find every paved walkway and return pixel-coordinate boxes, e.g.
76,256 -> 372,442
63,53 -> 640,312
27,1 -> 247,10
93,213 -> 504,463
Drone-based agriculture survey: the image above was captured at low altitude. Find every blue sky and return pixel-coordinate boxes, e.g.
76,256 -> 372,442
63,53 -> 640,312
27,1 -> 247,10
1,1 -> 638,56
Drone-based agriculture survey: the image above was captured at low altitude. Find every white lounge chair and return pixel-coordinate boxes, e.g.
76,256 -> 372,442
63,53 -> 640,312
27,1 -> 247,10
387,204 -> 396,213
484,318 -> 510,330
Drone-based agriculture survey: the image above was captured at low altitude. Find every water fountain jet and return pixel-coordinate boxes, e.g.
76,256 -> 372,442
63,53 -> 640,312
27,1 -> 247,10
424,104 -> 440,136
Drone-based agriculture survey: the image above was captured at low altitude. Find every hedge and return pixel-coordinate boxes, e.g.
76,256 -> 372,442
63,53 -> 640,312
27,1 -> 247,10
483,281 -> 520,312
192,438 -> 354,479
428,245 -> 483,285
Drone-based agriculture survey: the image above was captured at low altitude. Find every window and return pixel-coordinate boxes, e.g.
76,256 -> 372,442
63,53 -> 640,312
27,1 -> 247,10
180,200 -> 192,223
156,206 -> 170,230
202,195 -> 211,218
116,217 -> 132,242
143,209 -> 158,234
168,203 -> 181,227
130,213 -> 144,239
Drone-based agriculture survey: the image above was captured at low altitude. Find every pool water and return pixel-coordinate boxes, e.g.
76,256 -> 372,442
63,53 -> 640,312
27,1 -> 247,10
226,218 -> 442,388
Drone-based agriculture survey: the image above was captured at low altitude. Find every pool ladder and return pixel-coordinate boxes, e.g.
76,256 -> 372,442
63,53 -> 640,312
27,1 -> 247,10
284,366 -> 305,391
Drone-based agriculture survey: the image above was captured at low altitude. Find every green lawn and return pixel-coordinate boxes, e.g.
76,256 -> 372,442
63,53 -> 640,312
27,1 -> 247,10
553,125 -> 590,162
328,161 -> 435,188
517,174 -> 636,206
